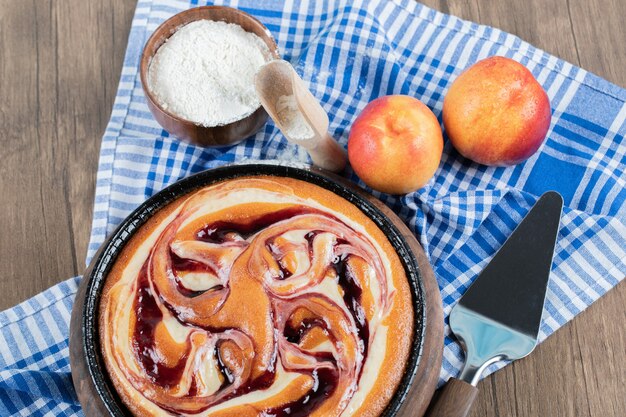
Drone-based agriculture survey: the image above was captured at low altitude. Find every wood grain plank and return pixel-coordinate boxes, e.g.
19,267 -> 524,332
0,0 -> 74,306
574,282 -> 626,417
55,0 -> 135,269
568,0 -> 626,87
0,0 -> 135,310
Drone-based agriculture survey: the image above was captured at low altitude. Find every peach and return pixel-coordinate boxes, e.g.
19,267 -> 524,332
443,56 -> 551,166
348,95 -> 443,194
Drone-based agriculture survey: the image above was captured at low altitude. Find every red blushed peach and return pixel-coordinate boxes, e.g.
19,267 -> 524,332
348,95 -> 443,194
443,56 -> 552,166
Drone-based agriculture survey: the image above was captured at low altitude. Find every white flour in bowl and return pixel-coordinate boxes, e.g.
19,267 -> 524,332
147,20 -> 271,127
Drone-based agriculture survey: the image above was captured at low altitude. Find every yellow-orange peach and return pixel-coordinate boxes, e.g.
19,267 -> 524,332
443,56 -> 551,166
348,95 -> 443,194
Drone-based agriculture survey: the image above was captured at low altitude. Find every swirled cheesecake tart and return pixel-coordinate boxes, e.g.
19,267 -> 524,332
99,176 -> 414,417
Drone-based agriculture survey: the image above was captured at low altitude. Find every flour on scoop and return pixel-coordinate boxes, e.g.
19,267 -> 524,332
276,94 -> 315,140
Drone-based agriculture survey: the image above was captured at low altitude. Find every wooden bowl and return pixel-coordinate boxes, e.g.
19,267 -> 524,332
140,7 -> 281,147
69,163 -> 444,417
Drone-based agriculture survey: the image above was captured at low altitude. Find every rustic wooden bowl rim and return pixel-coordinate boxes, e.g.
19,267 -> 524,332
77,163 -> 431,417
139,6 -> 280,130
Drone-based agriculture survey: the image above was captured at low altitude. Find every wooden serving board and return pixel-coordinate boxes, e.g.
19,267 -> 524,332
69,164 -> 444,417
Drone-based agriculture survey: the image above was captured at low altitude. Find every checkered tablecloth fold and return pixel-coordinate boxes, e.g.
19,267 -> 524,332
1,0 -> 625,415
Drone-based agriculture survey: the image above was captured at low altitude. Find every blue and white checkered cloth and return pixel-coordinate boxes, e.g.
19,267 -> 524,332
1,0 -> 625,415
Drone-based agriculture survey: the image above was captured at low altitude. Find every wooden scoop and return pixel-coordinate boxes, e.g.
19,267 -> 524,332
255,60 -> 347,172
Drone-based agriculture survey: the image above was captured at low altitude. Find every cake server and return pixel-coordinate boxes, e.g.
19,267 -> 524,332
425,191 -> 563,417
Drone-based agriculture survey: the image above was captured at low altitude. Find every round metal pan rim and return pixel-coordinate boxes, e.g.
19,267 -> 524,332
77,163 -> 427,417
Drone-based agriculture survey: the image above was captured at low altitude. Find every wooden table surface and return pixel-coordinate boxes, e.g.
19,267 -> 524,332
1,1 -> 624,416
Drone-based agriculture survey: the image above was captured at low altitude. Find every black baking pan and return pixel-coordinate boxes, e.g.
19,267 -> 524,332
69,162 -> 443,417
